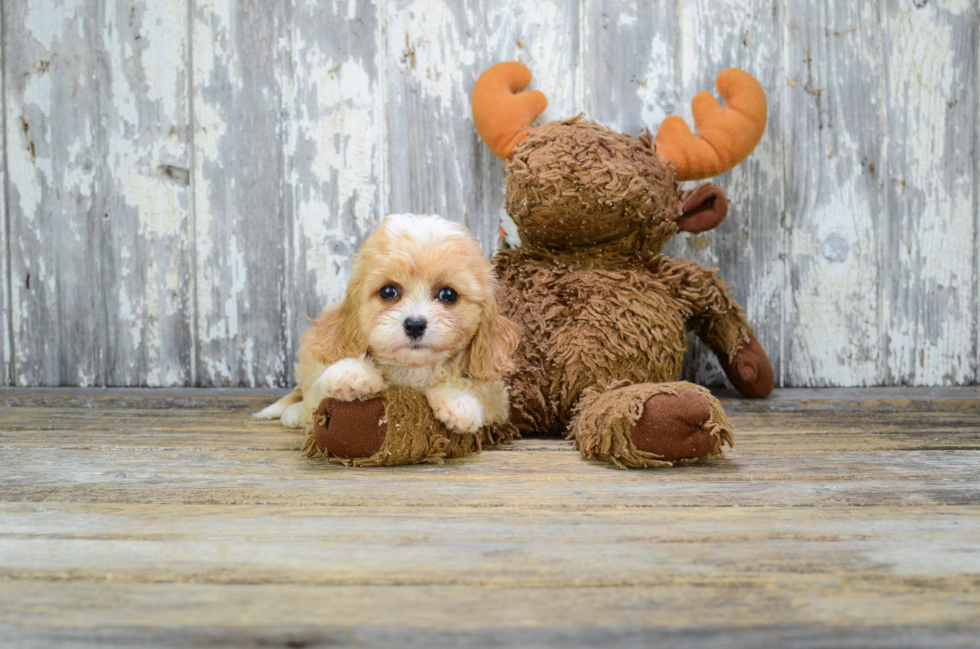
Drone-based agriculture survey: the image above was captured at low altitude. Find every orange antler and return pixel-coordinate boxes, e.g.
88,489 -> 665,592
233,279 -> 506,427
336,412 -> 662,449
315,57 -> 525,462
654,69 -> 767,181
472,62 -> 548,160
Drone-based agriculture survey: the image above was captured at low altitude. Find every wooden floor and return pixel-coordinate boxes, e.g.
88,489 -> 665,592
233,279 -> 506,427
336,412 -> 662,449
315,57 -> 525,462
1,387 -> 979,648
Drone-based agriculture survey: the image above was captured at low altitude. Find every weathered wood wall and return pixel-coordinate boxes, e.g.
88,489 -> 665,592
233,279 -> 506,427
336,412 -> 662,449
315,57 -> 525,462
1,0 -> 977,387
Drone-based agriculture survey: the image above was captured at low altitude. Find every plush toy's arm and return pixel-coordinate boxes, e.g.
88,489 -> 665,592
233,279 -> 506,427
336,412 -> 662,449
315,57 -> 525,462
649,257 -> 774,398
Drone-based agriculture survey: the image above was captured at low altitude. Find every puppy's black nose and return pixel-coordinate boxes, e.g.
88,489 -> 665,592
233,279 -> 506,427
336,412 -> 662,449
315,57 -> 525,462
403,316 -> 427,340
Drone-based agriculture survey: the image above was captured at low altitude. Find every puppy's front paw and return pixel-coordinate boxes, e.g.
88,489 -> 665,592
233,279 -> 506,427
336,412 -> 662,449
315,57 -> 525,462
317,359 -> 387,402
426,387 -> 485,434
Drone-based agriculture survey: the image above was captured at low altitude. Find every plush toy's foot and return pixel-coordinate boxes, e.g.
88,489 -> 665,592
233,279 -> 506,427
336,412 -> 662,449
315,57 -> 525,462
303,386 -> 516,467
569,381 -> 733,469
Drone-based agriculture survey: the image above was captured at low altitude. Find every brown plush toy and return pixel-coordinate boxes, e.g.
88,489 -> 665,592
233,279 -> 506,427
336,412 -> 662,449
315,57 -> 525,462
307,61 -> 773,469
470,61 -> 775,468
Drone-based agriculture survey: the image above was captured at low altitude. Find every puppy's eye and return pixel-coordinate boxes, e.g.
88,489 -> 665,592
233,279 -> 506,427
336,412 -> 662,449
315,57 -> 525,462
437,287 -> 458,304
379,285 -> 400,301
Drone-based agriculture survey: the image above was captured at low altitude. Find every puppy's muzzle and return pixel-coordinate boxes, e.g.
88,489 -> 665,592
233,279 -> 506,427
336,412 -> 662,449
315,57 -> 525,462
403,316 -> 427,340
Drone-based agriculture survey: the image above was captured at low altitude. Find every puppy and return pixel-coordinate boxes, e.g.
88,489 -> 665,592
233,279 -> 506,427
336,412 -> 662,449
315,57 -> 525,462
256,214 -> 519,434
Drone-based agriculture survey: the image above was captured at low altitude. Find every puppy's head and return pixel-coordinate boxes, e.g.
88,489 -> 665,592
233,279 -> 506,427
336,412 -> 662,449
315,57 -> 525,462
311,214 -> 519,381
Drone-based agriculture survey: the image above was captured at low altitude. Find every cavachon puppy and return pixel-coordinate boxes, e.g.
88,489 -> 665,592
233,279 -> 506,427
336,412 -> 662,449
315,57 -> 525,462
256,213 -> 519,436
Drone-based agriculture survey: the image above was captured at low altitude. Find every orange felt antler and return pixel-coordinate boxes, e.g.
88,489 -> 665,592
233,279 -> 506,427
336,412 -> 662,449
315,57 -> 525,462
472,62 -> 548,160
654,68 -> 767,181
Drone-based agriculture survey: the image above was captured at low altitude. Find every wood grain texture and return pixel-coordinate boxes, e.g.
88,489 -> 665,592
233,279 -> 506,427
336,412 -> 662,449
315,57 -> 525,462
0,389 -> 978,646
101,0 -> 194,387
283,0 -> 386,367
2,623 -> 979,649
1,1 -> 978,387
3,0 -> 108,386
881,0 -> 978,386
783,0 -> 884,386
385,0 -> 580,256
191,0 -> 289,387
1,3 -> 8,387
671,0 -> 786,387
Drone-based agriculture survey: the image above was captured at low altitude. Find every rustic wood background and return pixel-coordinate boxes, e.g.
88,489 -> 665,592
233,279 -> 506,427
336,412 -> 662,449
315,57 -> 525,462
1,0 -> 977,388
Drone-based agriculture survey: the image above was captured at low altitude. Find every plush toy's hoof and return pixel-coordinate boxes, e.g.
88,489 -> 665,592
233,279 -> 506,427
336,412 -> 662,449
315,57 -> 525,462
629,390 -> 718,462
303,386 -> 517,467
720,334 -> 774,398
312,397 -> 387,459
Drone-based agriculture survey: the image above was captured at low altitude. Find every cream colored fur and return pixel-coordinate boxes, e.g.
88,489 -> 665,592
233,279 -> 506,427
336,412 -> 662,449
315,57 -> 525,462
256,214 -> 518,434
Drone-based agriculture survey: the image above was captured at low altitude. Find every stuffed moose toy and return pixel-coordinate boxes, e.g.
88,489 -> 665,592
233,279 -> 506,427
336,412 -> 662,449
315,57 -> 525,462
307,61 -> 774,468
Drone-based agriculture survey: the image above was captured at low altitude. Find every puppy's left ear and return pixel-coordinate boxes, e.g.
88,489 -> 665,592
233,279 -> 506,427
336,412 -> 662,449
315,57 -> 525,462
309,296 -> 368,365
466,299 -> 520,382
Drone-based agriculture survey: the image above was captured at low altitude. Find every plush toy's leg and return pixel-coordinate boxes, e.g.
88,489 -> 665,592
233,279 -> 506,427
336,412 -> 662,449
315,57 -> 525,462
302,385 -> 517,467
568,381 -> 733,469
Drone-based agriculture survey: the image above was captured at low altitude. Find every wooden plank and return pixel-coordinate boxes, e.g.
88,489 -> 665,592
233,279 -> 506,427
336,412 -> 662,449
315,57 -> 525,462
3,442 -> 979,508
581,0 -> 678,132
0,386 -> 287,409
1,502 -> 978,587
384,0 -> 579,255
1,3 -> 8,387
783,1 -> 884,386
0,502 -> 978,639
100,0 -> 194,386
1,394 -> 978,643
3,0 -> 108,386
3,408 -> 980,452
3,623 -> 980,649
282,0 -> 386,366
670,0 -> 786,389
191,0 -> 289,387
881,1 -> 978,386
3,385 -> 979,410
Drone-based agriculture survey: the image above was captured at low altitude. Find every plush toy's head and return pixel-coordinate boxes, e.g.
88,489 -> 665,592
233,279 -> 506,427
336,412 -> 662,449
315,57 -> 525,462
472,62 -> 767,255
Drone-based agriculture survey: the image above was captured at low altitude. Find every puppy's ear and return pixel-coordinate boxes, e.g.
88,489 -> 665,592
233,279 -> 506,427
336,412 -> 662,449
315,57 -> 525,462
466,298 -> 520,382
309,297 -> 367,365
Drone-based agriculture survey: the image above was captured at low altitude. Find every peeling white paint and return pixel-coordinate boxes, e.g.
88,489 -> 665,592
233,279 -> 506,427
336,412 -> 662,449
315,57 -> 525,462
2,0 -> 977,387
23,0 -> 87,51
882,1 -> 976,385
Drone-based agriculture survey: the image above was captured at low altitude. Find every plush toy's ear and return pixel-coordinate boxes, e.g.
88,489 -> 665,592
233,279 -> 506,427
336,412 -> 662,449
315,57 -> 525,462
466,300 -> 521,382
309,298 -> 368,365
676,183 -> 729,233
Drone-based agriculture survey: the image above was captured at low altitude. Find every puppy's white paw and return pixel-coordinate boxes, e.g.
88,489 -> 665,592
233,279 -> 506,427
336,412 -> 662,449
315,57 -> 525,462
317,358 -> 387,402
253,403 -> 281,420
280,402 -> 308,429
426,387 -> 485,434
254,398 -> 293,420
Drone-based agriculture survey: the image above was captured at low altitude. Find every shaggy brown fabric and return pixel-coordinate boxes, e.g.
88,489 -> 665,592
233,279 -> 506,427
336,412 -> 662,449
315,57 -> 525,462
303,386 -> 518,467
488,114 -> 770,468
569,381 -> 732,469
506,117 -> 680,258
495,248 -> 753,436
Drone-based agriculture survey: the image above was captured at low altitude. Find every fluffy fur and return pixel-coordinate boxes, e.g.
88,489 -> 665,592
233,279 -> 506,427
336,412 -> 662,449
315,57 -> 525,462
486,115 -> 772,468
256,214 -> 519,435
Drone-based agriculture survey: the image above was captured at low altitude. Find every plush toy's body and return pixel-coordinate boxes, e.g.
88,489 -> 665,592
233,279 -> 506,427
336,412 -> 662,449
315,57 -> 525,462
305,61 -> 774,469
472,64 -> 775,468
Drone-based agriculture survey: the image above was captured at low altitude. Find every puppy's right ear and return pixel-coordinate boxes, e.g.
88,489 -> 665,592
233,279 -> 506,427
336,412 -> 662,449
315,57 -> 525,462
309,298 -> 367,365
